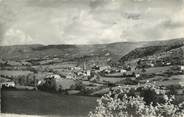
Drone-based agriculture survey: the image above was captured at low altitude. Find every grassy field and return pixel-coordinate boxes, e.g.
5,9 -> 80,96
0,70 -> 33,77
100,77 -> 124,83
142,66 -> 171,74
140,74 -> 184,86
1,90 -> 98,117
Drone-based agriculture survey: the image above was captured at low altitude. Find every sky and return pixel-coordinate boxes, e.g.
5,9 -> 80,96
0,0 -> 184,45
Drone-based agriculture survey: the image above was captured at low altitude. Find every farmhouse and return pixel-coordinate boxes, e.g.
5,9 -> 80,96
1,81 -> 15,88
99,66 -> 111,71
166,62 -> 171,66
179,81 -> 184,87
135,74 -> 141,78
86,70 -> 91,76
92,65 -> 100,70
181,66 -> 184,71
120,69 -> 127,73
150,63 -> 155,67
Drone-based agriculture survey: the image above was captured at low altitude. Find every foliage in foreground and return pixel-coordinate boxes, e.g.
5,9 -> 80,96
89,83 -> 184,117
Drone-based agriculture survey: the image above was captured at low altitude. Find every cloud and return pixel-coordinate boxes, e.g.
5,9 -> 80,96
2,28 -> 34,45
161,19 -> 184,29
0,0 -> 17,44
0,0 -> 184,45
89,0 -> 107,9
0,23 -> 5,43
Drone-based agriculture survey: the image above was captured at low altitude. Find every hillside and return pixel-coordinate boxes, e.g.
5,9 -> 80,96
119,38 -> 184,63
0,38 -> 184,64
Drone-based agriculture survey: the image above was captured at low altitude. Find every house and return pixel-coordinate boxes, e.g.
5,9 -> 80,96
150,63 -> 155,67
76,71 -> 83,76
135,73 -> 140,78
99,66 -> 111,71
179,81 -> 184,87
166,62 -> 171,66
105,52 -> 110,56
102,69 -> 111,74
37,80 -> 42,86
86,70 -> 91,76
92,65 -> 100,70
1,81 -> 15,88
120,69 -> 127,73
74,67 -> 82,70
181,66 -> 184,71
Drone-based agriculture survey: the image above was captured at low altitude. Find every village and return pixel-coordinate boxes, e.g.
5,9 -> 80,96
1,54 -> 184,97
0,39 -> 184,116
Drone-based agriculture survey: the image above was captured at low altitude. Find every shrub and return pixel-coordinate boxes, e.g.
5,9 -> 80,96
89,83 -> 184,117
124,78 -> 138,85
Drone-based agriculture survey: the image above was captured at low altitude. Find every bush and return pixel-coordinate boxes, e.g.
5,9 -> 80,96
124,78 -> 138,85
167,85 -> 182,96
89,83 -> 184,117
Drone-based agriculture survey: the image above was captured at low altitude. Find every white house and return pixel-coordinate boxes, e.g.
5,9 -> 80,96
74,67 -> 81,70
120,69 -> 127,73
150,63 -> 155,67
166,62 -> 171,66
1,81 -> 15,87
181,66 -> 184,71
179,81 -> 184,87
105,52 -> 110,56
86,70 -> 91,76
135,74 -> 140,78
99,66 -> 111,71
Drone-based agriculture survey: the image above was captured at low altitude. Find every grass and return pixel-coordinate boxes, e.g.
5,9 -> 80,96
140,74 -> 184,86
1,90 -> 98,117
0,70 -> 33,77
145,66 -> 171,74
100,77 -> 124,83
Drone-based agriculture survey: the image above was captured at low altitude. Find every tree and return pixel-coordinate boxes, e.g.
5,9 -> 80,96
89,83 -> 184,117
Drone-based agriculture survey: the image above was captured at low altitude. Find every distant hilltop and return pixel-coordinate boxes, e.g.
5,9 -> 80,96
0,38 -> 183,64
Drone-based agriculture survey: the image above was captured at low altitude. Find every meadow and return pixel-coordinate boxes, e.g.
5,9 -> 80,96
1,90 -> 98,117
